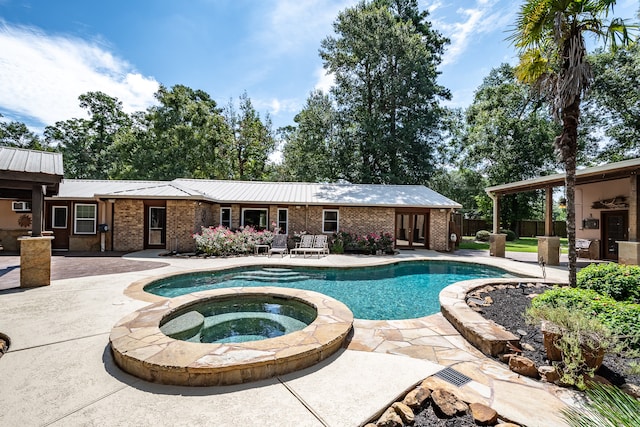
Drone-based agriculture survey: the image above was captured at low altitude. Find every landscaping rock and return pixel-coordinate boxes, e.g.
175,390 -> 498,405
621,383 -> 640,399
431,388 -> 468,417
402,386 -> 431,409
376,407 -> 403,427
538,365 -> 560,383
508,355 -> 539,378
521,343 -> 535,352
392,402 -> 415,424
499,353 -> 516,363
469,402 -> 498,425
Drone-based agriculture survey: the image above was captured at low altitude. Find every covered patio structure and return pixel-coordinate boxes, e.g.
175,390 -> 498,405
485,158 -> 640,265
0,147 -> 63,286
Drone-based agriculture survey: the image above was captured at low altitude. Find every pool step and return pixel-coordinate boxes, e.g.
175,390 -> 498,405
231,268 -> 310,283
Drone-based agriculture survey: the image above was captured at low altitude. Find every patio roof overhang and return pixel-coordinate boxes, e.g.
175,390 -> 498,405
485,158 -> 640,196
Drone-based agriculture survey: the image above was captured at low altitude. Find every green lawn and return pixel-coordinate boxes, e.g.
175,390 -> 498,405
459,236 -> 568,253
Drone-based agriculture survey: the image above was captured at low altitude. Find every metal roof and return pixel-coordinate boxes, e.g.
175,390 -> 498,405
54,178 -> 462,208
56,180 -> 204,200
174,179 -> 462,208
486,158 -> 640,196
0,147 -> 64,176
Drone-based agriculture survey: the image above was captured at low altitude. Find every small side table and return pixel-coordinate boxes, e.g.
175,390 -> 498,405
255,244 -> 270,256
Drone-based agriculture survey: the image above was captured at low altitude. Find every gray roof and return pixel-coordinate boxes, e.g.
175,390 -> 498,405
54,179 -> 461,208
0,147 -> 64,176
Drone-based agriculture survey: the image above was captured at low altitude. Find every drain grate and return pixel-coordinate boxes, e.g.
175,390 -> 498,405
434,367 -> 472,387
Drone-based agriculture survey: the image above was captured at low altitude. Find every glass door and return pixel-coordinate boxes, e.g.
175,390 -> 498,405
602,211 -> 627,260
395,212 -> 428,248
147,206 -> 166,247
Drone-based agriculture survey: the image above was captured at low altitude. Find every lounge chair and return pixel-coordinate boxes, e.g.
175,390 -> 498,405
305,234 -> 330,258
268,234 -> 288,257
290,234 -> 315,257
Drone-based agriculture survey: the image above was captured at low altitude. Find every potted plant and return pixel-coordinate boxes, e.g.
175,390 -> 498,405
526,304 -> 614,389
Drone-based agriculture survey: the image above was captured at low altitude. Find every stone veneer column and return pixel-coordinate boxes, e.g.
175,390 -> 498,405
619,174 -> 640,265
537,236 -> 560,266
618,242 -> 640,265
489,233 -> 506,257
18,236 -> 54,287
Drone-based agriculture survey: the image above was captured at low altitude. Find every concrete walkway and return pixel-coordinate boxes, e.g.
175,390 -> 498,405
0,250 -> 578,426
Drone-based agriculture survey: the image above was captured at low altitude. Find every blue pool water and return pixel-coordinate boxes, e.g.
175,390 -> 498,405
145,261 -> 514,320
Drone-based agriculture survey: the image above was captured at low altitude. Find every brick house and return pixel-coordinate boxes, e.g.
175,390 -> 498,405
1,178 -> 461,253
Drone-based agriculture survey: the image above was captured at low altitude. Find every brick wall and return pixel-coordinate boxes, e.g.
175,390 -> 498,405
429,209 -> 450,251
166,200 -> 199,253
113,199 -> 144,252
340,207 -> 395,236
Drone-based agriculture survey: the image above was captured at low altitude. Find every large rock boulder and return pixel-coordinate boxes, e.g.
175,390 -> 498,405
508,355 -> 539,378
469,402 -> 498,425
402,386 -> 431,410
431,388 -> 468,417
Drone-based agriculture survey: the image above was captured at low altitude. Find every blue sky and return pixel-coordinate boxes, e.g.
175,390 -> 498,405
1,0 -> 638,133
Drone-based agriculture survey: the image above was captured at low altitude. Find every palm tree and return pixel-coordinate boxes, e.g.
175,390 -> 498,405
509,0 -> 637,286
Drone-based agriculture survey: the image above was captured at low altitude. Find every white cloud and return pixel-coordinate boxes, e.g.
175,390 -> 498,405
314,68 -> 335,93
253,97 -> 300,117
434,0 -> 516,66
258,0 -> 356,56
0,22 -> 159,127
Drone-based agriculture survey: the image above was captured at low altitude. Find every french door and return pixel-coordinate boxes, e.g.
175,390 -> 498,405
602,211 -> 627,260
395,210 -> 429,248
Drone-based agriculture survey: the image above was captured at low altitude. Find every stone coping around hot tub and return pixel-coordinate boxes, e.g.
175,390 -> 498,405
439,277 -> 567,357
110,286 -> 354,386
124,257 -> 534,304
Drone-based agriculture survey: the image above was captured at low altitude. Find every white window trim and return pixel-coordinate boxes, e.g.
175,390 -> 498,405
74,203 -> 97,235
322,209 -> 339,234
12,201 -> 31,212
277,208 -> 288,235
220,207 -> 232,228
52,206 -> 68,229
241,208 -> 269,229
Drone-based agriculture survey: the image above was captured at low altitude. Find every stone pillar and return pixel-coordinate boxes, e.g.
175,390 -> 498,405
18,236 -> 54,287
629,174 -> 639,242
537,236 -> 560,266
489,233 -> 506,258
618,241 -> 640,265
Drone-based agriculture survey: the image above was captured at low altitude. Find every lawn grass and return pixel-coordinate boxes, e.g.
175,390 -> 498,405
459,236 -> 569,253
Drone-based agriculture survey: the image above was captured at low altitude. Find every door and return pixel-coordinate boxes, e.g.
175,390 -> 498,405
395,211 -> 429,248
602,211 -> 628,260
48,203 -> 70,250
144,202 -> 166,249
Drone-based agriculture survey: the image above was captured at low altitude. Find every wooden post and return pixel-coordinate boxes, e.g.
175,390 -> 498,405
545,186 -> 553,236
630,174 -> 638,242
31,184 -> 43,237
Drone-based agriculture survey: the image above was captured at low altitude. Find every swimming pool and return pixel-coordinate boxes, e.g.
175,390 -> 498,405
145,261 -> 514,320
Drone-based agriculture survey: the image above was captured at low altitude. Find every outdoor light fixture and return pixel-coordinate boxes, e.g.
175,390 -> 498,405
558,198 -> 567,209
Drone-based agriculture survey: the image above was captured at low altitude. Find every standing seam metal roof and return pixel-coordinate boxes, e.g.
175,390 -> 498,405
0,147 -> 64,176
53,178 -> 461,208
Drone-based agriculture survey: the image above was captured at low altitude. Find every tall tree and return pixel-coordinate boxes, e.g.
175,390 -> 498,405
281,90 -> 349,182
510,0 -> 636,286
225,92 -> 275,181
117,85 -> 232,180
319,0 -> 450,184
45,92 -> 131,178
460,64 -> 560,228
586,43 -> 640,162
0,115 -> 46,150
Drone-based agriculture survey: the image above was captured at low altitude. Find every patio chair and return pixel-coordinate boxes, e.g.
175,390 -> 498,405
268,234 -> 289,258
305,234 -> 329,259
290,234 -> 315,257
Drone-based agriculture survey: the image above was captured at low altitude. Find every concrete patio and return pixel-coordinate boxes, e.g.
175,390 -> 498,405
0,249 -> 579,426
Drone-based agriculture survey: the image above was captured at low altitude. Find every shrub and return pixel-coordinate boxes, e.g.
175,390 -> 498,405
332,231 -> 394,254
562,382 -> 640,427
576,263 -> 640,303
532,287 -> 640,351
475,230 -> 490,242
499,229 -> 517,241
526,303 -> 614,389
192,226 -> 274,256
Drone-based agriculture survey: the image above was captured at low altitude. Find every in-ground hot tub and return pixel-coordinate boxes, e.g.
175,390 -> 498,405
110,287 -> 353,386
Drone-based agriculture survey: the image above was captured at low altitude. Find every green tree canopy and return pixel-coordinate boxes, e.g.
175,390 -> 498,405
319,0 -> 450,184
0,114 -> 47,150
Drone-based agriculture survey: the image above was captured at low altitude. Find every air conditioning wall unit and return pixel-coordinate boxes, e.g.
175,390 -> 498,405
12,201 -> 32,212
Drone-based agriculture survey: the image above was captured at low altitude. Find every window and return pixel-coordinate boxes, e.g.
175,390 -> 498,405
277,208 -> 288,234
12,201 -> 31,212
52,206 -> 68,228
220,207 -> 231,228
322,209 -> 339,233
242,208 -> 268,230
74,204 -> 97,234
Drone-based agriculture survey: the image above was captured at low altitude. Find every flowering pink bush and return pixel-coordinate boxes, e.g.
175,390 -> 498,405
192,226 -> 274,256
331,231 -> 394,254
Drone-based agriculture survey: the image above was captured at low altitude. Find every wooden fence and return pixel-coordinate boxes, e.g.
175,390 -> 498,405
452,214 -> 567,238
